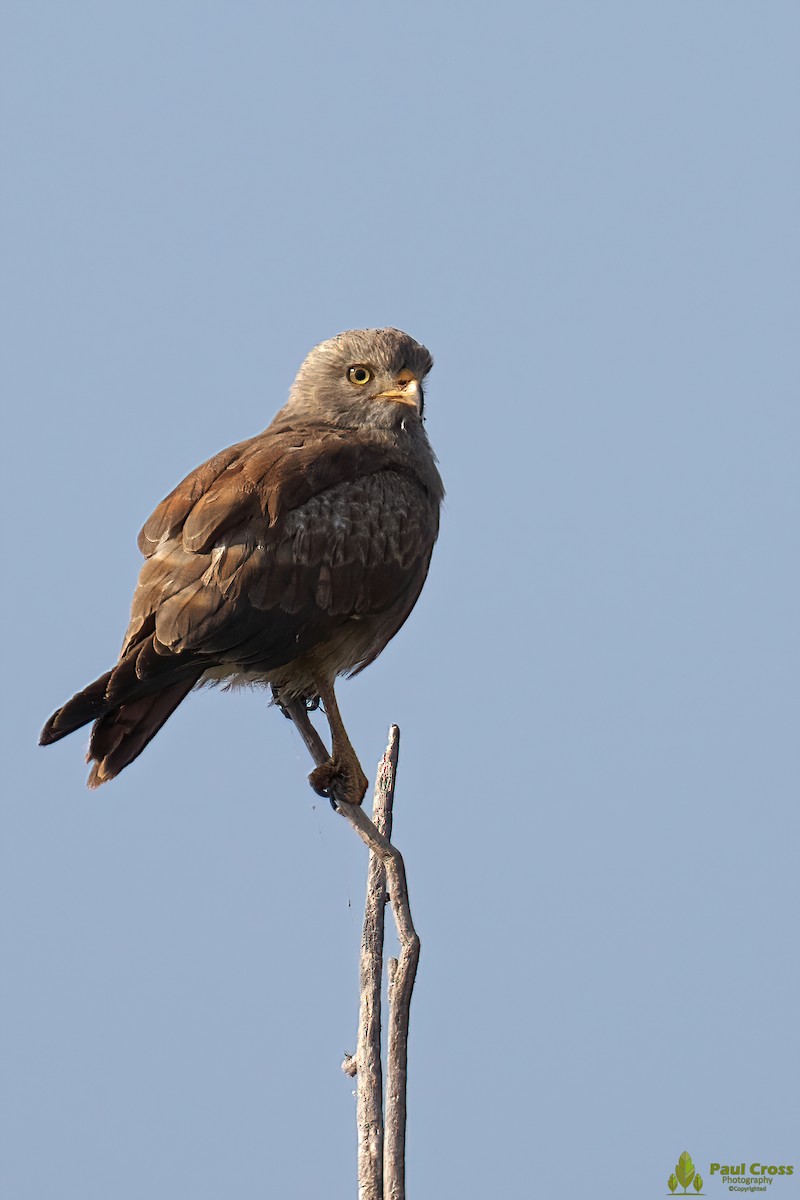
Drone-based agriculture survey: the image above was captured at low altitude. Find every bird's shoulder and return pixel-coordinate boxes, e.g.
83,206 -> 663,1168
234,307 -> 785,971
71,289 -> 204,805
137,419 -> 438,559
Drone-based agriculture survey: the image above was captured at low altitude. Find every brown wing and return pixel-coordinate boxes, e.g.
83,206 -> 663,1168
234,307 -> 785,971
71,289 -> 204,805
137,425 -> 408,556
126,466 -> 439,680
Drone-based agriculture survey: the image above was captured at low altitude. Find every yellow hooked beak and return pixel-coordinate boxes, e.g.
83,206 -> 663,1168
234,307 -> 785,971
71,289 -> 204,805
374,368 -> 421,409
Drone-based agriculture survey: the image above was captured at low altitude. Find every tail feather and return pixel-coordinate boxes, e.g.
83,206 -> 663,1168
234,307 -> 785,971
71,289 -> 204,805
40,672 -> 115,745
41,638 -> 204,786
86,674 -> 201,787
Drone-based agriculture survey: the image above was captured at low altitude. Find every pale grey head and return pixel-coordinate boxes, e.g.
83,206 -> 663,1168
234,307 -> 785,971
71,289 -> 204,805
286,327 -> 434,428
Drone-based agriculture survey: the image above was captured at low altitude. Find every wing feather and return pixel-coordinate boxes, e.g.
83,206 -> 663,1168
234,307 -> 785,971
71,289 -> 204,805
137,441 -> 249,554
125,419 -> 439,680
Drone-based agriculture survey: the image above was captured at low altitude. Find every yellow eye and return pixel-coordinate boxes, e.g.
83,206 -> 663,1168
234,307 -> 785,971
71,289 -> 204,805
348,365 -> 372,386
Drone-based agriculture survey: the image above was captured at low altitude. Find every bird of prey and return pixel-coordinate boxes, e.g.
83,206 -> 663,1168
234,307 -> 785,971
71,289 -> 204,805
41,328 -> 443,805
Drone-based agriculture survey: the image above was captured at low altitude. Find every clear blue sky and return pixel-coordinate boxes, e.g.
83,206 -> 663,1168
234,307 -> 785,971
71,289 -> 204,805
2,3 -> 798,1197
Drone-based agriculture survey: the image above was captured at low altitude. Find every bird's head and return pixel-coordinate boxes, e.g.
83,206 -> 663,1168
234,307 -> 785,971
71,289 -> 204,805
287,328 -> 433,429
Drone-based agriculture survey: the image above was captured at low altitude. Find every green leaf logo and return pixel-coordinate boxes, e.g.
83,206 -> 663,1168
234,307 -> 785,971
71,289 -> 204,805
668,1173 -> 678,1193
676,1152 -> 696,1193
693,1175 -> 704,1194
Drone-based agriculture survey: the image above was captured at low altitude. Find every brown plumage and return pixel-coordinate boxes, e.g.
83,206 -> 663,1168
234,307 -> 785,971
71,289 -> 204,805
41,328 -> 444,803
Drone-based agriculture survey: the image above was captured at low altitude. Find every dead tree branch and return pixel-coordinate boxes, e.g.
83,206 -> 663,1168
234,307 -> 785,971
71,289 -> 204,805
280,701 -> 419,1200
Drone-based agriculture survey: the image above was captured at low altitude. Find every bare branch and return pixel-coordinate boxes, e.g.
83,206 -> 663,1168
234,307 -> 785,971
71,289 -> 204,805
282,703 -> 419,1200
348,727 -> 399,1199
331,736 -> 418,1200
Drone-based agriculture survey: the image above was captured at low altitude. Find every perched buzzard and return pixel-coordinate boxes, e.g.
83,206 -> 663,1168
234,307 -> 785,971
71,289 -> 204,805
41,328 -> 444,805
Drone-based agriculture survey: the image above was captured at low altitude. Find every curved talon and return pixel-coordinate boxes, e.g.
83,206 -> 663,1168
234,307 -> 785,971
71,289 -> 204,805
308,758 -> 368,807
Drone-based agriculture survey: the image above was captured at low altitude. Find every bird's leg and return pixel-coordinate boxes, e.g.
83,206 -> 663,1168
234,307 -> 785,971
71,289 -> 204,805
274,689 -> 339,811
308,677 -> 368,807
272,687 -> 327,761
272,681 -> 366,809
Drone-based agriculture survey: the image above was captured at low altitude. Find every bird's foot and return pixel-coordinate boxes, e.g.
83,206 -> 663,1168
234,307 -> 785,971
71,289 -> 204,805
308,756 -> 368,808
272,687 -> 320,718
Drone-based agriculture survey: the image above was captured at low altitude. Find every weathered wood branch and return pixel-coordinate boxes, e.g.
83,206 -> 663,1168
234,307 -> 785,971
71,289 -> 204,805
348,729 -> 398,1198
280,700 -> 419,1200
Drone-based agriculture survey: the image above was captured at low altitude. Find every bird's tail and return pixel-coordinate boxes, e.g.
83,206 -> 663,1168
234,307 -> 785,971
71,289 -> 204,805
41,666 -> 202,787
